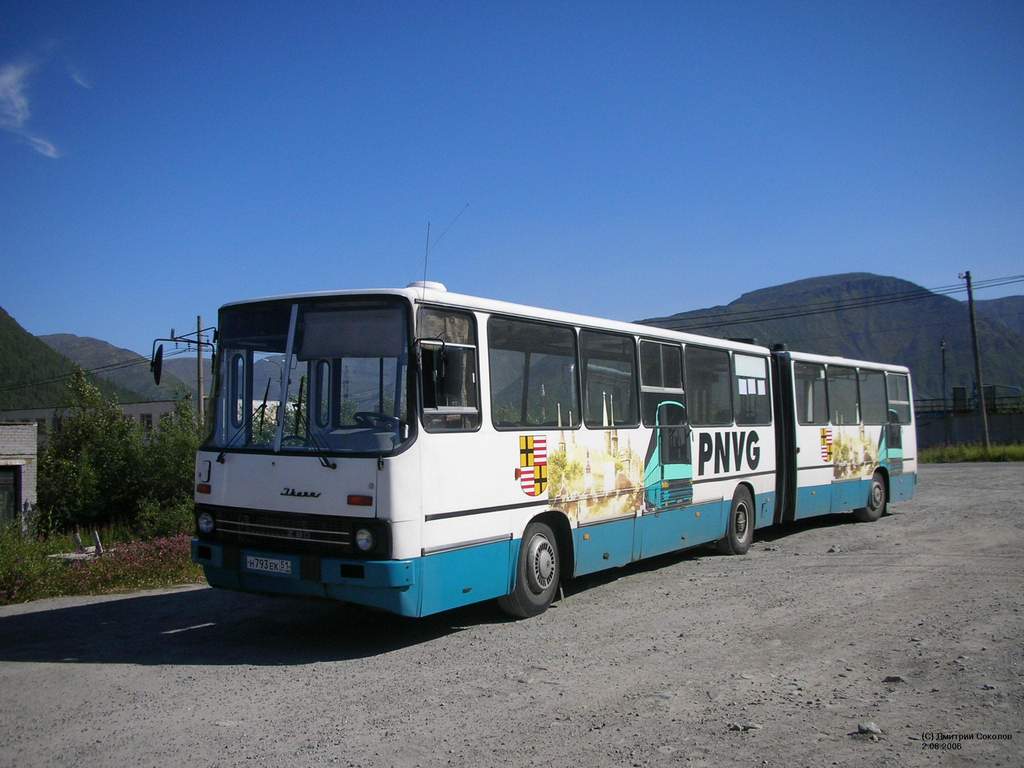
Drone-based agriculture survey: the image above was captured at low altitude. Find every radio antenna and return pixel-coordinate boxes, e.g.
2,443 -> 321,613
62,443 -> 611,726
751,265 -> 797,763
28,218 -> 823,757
421,221 -> 431,299
420,202 -> 469,298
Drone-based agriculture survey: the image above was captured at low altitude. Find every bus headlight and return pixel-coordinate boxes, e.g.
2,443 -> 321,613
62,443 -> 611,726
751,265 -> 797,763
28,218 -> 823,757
197,512 -> 215,535
355,528 -> 374,552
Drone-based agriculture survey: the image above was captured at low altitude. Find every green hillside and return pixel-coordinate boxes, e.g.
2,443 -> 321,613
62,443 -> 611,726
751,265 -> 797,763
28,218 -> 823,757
0,308 -> 138,409
40,334 -> 190,402
639,273 -> 1024,401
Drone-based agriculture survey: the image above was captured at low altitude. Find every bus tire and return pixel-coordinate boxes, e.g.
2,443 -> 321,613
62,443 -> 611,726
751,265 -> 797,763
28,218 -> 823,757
498,521 -> 560,619
717,486 -> 754,555
853,471 -> 886,522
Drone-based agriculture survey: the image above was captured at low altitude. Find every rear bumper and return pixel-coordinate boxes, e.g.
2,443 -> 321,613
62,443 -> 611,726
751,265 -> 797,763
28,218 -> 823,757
191,539 -> 420,616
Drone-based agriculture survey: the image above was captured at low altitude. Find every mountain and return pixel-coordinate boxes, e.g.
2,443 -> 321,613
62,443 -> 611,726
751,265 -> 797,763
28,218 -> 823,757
0,308 -> 138,410
161,357 -> 215,400
639,273 -> 1024,401
976,296 -> 1024,337
40,334 -> 191,402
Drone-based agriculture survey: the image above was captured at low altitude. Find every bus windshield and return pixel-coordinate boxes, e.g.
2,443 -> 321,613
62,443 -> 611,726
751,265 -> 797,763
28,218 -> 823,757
208,296 -> 412,456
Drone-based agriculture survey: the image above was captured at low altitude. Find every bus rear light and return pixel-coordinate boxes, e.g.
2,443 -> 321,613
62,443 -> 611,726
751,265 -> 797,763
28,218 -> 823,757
196,483 -> 212,494
347,495 -> 373,506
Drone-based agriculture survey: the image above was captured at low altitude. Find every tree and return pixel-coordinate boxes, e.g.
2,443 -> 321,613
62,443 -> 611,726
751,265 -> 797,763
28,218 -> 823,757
36,370 -> 201,535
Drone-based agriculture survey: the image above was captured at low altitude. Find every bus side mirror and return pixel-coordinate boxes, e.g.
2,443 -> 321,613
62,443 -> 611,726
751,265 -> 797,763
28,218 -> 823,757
151,344 -> 164,385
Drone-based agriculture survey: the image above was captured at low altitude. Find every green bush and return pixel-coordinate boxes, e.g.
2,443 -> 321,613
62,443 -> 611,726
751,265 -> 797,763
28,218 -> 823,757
919,443 -> 1024,463
0,525 -> 202,605
36,371 -> 201,535
135,497 -> 195,539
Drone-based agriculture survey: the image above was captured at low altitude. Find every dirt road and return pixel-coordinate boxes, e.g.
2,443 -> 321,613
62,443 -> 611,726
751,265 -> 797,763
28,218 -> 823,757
1,463 -> 1021,767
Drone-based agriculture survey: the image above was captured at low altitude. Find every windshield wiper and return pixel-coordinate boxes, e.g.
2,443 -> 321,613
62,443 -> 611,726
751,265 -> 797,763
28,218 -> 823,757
297,401 -> 337,470
216,378 -> 271,463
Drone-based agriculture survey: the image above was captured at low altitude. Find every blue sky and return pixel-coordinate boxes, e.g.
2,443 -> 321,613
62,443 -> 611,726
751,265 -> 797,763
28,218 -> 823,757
2,1 -> 1022,356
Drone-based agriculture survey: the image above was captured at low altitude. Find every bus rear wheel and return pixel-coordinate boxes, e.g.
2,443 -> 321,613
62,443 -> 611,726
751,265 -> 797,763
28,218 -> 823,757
498,521 -> 560,619
717,487 -> 754,555
853,471 -> 887,522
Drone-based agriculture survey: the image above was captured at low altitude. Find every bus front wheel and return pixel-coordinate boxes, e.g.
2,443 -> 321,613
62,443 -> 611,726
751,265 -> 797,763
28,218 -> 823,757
853,471 -> 887,522
498,521 -> 560,619
718,487 -> 754,555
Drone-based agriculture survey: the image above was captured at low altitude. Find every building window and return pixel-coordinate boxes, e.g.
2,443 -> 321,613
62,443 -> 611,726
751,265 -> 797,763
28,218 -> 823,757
488,317 -> 579,430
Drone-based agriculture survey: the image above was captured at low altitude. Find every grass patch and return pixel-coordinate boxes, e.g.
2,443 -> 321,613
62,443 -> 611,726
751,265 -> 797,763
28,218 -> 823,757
919,443 -> 1024,463
0,527 -> 203,606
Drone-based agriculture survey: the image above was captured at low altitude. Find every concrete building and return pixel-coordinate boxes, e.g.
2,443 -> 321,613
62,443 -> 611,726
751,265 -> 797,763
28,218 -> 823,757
0,399 -> 185,445
0,421 -> 37,525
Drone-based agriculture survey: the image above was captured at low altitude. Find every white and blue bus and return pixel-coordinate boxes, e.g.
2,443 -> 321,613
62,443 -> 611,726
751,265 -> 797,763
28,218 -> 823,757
182,282 -> 917,618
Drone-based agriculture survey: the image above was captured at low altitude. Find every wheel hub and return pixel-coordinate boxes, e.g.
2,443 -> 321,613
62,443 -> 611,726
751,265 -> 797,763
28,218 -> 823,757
871,483 -> 884,508
735,502 -> 749,539
527,534 -> 556,593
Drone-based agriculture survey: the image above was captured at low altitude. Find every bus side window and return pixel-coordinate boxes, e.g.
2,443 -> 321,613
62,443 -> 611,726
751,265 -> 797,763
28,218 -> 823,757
734,354 -> 771,425
794,362 -> 828,425
487,317 -> 579,429
858,369 -> 887,425
684,345 -> 733,426
417,307 -> 481,432
886,373 -> 911,424
230,353 -> 246,428
640,340 -> 684,427
580,330 -> 639,428
315,359 -> 330,428
658,401 -> 690,464
827,365 -> 859,425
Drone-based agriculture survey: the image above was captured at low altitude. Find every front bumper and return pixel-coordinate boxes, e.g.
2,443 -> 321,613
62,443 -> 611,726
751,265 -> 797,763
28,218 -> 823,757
192,538 -> 419,616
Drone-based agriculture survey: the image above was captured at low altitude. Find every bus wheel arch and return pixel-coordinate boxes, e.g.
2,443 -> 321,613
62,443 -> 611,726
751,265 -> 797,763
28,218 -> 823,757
497,512 -> 569,619
717,485 -> 755,556
853,469 -> 887,523
533,510 -> 574,581
876,466 -> 891,504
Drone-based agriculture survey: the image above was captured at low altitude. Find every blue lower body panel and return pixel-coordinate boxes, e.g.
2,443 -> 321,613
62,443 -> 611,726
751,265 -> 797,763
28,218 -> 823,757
636,499 -> 726,559
192,538 -> 517,618
831,479 -> 871,513
890,472 -> 917,502
573,518 -> 635,575
754,491 -> 776,529
795,484 -> 831,519
794,473 -> 917,520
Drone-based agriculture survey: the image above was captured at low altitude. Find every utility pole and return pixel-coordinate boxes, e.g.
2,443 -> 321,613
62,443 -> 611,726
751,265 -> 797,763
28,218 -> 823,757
196,315 -> 205,427
940,338 -> 950,445
959,271 -> 990,450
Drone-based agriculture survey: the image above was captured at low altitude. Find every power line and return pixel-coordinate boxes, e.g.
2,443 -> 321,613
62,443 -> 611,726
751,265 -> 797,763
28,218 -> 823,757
0,348 -> 192,394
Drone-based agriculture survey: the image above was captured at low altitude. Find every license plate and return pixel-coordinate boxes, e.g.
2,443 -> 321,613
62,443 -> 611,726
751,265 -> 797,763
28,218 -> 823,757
245,555 -> 293,575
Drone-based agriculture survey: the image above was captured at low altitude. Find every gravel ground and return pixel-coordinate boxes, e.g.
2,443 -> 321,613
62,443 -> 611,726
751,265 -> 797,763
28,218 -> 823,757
1,463 -> 1022,768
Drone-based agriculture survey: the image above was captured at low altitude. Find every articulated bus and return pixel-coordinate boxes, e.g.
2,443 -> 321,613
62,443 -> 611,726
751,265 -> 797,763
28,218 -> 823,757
183,282 -> 917,618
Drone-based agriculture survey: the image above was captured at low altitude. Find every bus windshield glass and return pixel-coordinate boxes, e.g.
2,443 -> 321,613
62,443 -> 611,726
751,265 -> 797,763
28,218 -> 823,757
208,296 -> 412,455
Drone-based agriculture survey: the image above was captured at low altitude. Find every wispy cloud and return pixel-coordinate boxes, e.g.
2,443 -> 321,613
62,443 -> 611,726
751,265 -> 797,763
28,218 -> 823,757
68,64 -> 92,90
0,59 -> 61,158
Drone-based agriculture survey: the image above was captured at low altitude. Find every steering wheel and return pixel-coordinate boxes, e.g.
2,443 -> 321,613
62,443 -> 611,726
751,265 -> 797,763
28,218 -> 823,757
281,434 -> 307,446
353,412 -> 400,429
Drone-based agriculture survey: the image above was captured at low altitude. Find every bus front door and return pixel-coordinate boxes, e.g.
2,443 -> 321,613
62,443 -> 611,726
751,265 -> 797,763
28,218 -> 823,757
641,401 -> 695,558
